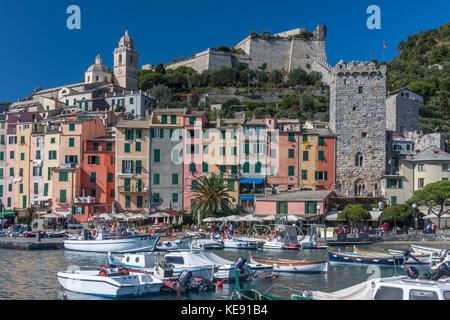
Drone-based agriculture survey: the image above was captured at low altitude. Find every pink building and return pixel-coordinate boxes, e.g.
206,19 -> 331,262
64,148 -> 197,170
255,190 -> 335,222
182,111 -> 208,212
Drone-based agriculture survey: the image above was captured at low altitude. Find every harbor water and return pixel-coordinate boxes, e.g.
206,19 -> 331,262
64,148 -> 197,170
0,242 -> 448,300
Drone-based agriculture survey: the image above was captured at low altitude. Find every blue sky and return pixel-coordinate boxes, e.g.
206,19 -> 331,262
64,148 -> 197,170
0,0 -> 448,102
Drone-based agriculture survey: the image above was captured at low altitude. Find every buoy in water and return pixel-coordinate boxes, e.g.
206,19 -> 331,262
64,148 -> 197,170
272,275 -> 278,279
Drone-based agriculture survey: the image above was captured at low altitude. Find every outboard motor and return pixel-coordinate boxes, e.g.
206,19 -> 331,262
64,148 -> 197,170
177,270 -> 193,288
83,229 -> 90,240
233,257 -> 257,278
406,266 -> 419,279
402,249 -> 422,264
428,261 -> 450,281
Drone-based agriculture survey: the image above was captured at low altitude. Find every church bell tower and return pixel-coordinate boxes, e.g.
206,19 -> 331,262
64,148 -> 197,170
114,30 -> 139,91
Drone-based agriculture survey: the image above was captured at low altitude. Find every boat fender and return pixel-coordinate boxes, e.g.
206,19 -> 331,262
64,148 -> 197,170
99,270 -> 107,277
92,229 -> 97,237
216,280 -> 224,288
406,266 -> 419,279
233,230 -> 240,237
121,268 -> 129,276
272,275 -> 278,279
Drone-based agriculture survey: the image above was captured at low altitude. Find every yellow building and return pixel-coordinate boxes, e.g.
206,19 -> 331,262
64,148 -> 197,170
202,118 -> 244,207
115,120 -> 150,211
43,125 -> 62,203
14,123 -> 32,209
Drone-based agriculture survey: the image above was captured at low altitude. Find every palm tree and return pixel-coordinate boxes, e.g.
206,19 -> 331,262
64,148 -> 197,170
190,174 -> 235,227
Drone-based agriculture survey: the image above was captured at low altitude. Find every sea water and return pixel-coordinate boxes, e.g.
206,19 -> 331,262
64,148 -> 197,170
0,242 -> 447,300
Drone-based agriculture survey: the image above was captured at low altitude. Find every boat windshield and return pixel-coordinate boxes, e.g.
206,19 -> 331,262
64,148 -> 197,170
409,289 -> 439,300
374,286 -> 404,300
166,256 -> 184,265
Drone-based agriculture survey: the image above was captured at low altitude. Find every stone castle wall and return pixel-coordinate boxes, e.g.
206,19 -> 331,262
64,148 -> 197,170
161,25 -> 332,83
330,61 -> 388,197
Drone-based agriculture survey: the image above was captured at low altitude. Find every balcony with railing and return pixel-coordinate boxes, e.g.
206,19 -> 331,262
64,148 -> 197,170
118,184 -> 147,194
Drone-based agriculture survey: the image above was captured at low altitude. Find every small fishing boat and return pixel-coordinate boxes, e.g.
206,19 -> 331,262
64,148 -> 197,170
411,244 -> 447,256
328,249 -> 405,266
155,235 -> 194,251
353,248 -> 430,265
57,266 -> 163,298
249,252 -> 328,273
299,224 -> 329,249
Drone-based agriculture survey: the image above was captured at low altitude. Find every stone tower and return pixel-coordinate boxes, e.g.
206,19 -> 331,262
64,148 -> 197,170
330,60 -> 387,197
114,30 -> 139,91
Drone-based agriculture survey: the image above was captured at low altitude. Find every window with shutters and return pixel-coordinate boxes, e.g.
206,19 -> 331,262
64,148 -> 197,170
124,179 -> 131,192
60,190 -> 67,203
302,135 -> 308,142
69,124 -> 75,131
303,151 -> 309,161
302,170 -> 308,180
270,166 -> 276,176
202,162 -> 208,173
220,166 -> 226,174
161,115 -> 168,124
172,193 -> 178,203
315,171 -> 328,181
154,174 -> 160,185
231,166 -> 237,175
288,133 -> 295,142
125,129 -> 134,140
125,196 -> 131,208
318,137 -> 325,146
255,162 -> 262,174
59,172 -> 68,182
90,172 -> 96,183
136,142 -> 141,152
318,151 -> 325,161
107,173 -> 114,183
288,166 -> 295,177
244,144 -> 250,155
0,169 -> 3,179
106,143 -> 113,151
122,161 -> 134,174
137,196 -> 143,208
44,184 -> 48,196
69,138 -> 75,147
228,182 -> 235,192
135,161 -> 142,174
289,149 -> 295,159
189,117 -> 196,125
153,193 -> 160,203
124,143 -> 131,153
171,115 -> 177,124
136,179 -> 142,192
243,162 -> 250,173
190,163 -> 196,172
154,149 -> 160,162
10,151 -> 14,159
172,174 -> 179,185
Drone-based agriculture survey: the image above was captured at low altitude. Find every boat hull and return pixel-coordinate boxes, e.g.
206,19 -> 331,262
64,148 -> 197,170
64,236 -> 159,253
328,252 -> 404,266
155,237 -> 194,251
223,239 -> 259,249
57,272 -> 162,297
411,244 -> 445,256
250,257 -> 328,273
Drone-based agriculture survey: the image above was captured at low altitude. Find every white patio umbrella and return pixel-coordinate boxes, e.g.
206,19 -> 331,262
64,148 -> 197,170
42,213 -> 61,219
287,215 -> 306,222
224,215 -> 240,222
262,215 -> 276,221
99,213 -> 111,220
202,217 -> 216,223
113,213 -> 128,220
247,216 -> 264,223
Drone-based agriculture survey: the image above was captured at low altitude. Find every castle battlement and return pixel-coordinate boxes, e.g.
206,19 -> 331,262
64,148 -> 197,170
333,60 -> 387,75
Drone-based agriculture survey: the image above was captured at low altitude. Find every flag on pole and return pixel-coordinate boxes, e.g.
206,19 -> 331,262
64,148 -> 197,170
383,41 -> 388,48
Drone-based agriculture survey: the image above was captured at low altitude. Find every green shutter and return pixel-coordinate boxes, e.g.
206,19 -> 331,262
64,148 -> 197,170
154,149 -> 160,162
256,162 -> 262,173
314,202 -> 317,214
60,190 -> 66,203
69,138 -> 75,147
289,166 -> 295,177
315,171 -> 319,181
136,161 -> 142,174
136,142 -> 141,152
125,143 -> 130,153
387,179 -> 391,188
171,115 -> 176,124
305,202 -> 309,214
302,135 -> 308,142
44,184 -> 48,196
190,163 -> 196,172
319,137 -> 325,146
154,174 -> 160,185
243,162 -> 249,173
172,173 -> 179,185
398,179 -> 403,189
302,170 -> 307,180
276,202 -> 280,214
162,115 -> 168,124
23,195 -> 27,209
324,171 -> 328,181
319,151 -> 325,160
303,151 -> 309,161
202,162 -> 208,173
245,144 -> 249,154
172,193 -> 178,203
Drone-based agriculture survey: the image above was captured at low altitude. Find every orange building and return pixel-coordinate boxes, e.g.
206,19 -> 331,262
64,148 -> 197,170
75,137 -> 115,222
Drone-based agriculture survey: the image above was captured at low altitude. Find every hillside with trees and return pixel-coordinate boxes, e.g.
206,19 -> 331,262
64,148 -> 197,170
387,22 -> 450,141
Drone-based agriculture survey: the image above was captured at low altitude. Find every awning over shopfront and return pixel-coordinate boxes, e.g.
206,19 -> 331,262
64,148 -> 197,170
240,196 -> 255,201
0,210 -> 15,218
239,178 -> 264,184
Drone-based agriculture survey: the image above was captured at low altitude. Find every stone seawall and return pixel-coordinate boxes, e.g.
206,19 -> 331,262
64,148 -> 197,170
0,238 -> 64,250
380,230 -> 450,242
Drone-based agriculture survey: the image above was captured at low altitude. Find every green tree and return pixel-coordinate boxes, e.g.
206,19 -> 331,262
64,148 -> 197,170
150,85 -> 171,103
190,174 -> 234,227
338,205 -> 372,232
407,180 -> 450,229
288,68 -> 309,86
155,63 -> 166,74
382,204 -> 413,227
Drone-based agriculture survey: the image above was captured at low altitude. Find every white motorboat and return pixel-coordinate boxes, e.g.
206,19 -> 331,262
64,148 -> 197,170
155,235 -> 194,251
57,267 -> 163,298
191,234 -> 224,250
411,244 -> 447,256
109,250 -> 271,281
222,237 -> 259,249
63,228 -> 160,253
387,249 -> 431,264
263,236 -> 285,250
299,234 -> 328,249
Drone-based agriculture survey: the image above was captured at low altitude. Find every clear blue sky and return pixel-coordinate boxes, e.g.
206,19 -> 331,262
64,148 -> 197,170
0,0 -> 448,102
